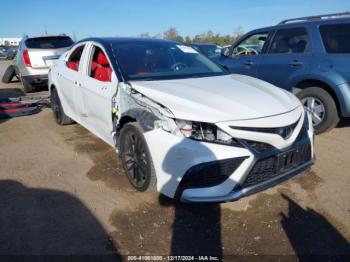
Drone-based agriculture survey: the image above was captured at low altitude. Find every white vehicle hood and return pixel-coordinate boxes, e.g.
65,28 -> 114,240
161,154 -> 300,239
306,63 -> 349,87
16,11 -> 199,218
130,74 -> 301,123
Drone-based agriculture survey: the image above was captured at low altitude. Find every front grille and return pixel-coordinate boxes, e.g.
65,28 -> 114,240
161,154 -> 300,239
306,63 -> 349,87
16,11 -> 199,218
240,114 -> 309,154
230,119 -> 299,140
176,157 -> 247,195
240,143 -> 311,189
245,140 -> 275,153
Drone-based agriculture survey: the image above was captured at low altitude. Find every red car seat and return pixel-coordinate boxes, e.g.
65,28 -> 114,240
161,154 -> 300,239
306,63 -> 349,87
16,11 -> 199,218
93,52 -> 112,82
67,61 -> 79,71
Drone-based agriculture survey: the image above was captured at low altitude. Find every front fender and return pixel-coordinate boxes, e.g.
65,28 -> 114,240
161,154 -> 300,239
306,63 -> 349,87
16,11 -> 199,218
121,108 -> 160,132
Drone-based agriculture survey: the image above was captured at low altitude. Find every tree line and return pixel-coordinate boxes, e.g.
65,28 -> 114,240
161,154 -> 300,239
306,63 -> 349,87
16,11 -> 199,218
138,26 -> 244,46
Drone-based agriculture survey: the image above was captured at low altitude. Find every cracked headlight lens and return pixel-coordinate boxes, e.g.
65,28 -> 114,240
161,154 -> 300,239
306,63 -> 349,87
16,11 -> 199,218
175,119 -> 240,146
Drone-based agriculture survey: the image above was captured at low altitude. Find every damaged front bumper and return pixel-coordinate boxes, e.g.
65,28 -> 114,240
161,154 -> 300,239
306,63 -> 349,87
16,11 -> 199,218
143,124 -> 315,203
181,160 -> 314,203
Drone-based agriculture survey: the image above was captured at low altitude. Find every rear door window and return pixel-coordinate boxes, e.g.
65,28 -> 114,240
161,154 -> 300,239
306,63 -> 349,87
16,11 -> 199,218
320,24 -> 350,53
25,36 -> 73,49
66,45 -> 85,72
268,28 -> 310,54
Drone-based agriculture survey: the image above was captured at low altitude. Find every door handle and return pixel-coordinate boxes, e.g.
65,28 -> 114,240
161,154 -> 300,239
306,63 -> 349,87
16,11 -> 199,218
245,60 -> 254,67
289,60 -> 303,67
74,81 -> 82,87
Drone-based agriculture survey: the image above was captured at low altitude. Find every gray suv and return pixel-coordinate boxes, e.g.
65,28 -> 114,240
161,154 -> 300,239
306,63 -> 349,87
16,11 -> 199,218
2,35 -> 73,93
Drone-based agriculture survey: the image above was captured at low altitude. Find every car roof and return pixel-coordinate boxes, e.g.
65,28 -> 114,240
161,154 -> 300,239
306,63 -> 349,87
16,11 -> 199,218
24,35 -> 71,40
76,37 -> 180,47
246,17 -> 350,35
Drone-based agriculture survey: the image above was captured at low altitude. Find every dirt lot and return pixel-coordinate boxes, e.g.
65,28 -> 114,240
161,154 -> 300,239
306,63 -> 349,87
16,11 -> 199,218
0,60 -> 349,261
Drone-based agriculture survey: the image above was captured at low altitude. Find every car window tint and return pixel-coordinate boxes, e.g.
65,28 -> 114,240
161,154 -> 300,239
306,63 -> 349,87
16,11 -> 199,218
66,45 -> 85,72
88,46 -> 113,82
112,42 -> 225,81
194,45 -> 221,56
269,28 -> 310,54
25,37 -> 73,49
233,33 -> 268,56
320,23 -> 350,53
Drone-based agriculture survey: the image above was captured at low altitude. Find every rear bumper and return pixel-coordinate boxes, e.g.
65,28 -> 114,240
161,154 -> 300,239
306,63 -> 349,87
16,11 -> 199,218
22,75 -> 48,86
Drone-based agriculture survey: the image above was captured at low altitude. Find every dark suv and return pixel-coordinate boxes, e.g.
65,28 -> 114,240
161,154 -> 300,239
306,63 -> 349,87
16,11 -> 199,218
213,12 -> 350,134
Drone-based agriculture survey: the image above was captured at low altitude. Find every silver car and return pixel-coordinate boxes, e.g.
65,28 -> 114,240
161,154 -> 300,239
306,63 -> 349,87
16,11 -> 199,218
2,35 -> 73,93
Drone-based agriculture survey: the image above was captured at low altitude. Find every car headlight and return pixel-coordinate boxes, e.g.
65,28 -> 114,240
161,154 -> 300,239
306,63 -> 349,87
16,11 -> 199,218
175,119 -> 240,146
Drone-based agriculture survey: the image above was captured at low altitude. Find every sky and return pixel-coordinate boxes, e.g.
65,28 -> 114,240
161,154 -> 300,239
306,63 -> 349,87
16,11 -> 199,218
1,0 -> 350,40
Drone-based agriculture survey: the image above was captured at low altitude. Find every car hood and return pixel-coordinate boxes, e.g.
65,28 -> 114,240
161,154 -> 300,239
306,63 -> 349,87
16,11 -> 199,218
130,74 -> 301,123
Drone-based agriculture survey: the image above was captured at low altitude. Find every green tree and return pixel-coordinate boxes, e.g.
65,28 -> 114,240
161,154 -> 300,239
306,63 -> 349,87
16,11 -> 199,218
163,27 -> 184,42
136,26 -> 244,46
184,36 -> 192,44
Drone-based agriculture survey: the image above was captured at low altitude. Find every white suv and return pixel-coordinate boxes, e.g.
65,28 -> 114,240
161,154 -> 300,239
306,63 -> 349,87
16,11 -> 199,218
48,37 -> 315,202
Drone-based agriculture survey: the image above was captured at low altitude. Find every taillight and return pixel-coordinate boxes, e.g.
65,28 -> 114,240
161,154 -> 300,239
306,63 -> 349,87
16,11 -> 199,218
22,50 -> 31,67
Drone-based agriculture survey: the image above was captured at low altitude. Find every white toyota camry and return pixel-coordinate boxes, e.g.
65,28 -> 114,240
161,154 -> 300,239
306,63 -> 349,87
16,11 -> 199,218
48,37 -> 315,202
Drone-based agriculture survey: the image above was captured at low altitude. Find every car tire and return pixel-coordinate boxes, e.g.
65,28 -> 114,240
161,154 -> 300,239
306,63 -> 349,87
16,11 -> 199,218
50,88 -> 74,125
1,65 -> 16,83
297,87 -> 339,134
21,77 -> 35,93
119,122 -> 157,192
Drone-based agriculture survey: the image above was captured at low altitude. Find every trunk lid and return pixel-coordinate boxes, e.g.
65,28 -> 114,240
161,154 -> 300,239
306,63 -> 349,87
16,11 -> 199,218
27,48 -> 67,69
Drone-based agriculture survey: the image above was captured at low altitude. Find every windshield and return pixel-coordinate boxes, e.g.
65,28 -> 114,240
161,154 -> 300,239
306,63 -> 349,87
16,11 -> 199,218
25,36 -> 73,49
112,41 -> 226,81
195,45 -> 221,56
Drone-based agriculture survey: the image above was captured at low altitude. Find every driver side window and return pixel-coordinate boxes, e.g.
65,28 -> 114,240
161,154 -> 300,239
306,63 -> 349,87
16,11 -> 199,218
233,33 -> 268,56
88,46 -> 113,82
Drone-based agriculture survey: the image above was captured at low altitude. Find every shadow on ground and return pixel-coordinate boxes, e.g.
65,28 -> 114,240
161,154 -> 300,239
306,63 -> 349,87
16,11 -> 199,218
109,191 -> 350,259
336,117 -> 350,129
281,194 -> 350,261
0,180 -> 121,261
159,196 -> 222,257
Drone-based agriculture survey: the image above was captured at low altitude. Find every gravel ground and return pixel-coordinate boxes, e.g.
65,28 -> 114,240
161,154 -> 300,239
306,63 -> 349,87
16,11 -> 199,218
0,60 -> 349,261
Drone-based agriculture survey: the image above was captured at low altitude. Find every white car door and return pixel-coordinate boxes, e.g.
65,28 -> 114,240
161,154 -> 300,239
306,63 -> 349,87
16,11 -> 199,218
56,43 -> 87,120
77,43 -> 118,146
